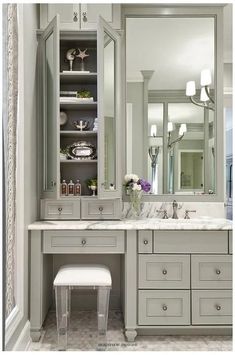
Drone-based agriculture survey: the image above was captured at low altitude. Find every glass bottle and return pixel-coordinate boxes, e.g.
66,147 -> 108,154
74,179 -> 81,196
68,180 -> 75,196
61,180 -> 68,197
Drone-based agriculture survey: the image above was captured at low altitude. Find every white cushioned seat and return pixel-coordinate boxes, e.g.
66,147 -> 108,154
53,264 -> 112,287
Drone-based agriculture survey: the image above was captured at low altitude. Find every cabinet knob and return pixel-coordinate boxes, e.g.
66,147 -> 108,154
162,305 -> 168,311
143,240 -> 148,245
81,239 -> 86,246
58,207 -> 63,213
162,269 -> 167,275
215,269 -> 221,275
73,12 -> 78,22
216,304 -> 221,311
82,12 -> 87,22
98,206 -> 104,212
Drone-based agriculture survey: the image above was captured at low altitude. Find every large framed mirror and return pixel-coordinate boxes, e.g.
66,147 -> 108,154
124,6 -> 223,201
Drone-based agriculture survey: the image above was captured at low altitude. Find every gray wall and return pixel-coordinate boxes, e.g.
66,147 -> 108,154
6,4 -> 39,350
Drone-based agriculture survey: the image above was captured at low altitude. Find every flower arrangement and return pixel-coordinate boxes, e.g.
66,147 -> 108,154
124,174 -> 151,217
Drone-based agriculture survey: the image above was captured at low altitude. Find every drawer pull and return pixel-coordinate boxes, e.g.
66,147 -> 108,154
215,269 -> 221,275
81,239 -> 86,246
73,12 -> 78,22
58,207 -> 63,213
98,206 -> 104,212
82,12 -> 87,22
143,240 -> 149,245
162,269 -> 167,275
216,304 -> 221,311
162,305 -> 168,311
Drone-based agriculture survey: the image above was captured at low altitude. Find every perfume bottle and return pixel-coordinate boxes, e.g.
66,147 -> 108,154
74,179 -> 81,196
61,180 -> 68,196
68,180 -> 75,196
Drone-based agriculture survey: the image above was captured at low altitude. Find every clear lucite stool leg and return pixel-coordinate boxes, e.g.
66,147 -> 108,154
55,286 -> 69,350
97,286 -> 110,335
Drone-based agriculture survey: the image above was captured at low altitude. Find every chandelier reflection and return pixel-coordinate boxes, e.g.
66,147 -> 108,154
167,122 -> 187,149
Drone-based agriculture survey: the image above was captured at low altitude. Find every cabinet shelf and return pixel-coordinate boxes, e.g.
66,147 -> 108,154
60,131 -> 97,137
60,101 -> 97,110
60,72 -> 97,84
60,159 -> 97,164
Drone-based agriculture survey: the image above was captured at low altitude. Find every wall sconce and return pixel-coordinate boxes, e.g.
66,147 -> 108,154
186,69 -> 215,111
150,124 -> 157,137
168,122 -> 187,149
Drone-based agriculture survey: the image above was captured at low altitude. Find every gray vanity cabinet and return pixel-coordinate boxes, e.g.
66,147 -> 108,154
40,4 -> 121,31
39,15 -> 122,218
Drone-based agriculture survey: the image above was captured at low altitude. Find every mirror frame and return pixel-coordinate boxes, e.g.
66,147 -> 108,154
122,5 -> 224,202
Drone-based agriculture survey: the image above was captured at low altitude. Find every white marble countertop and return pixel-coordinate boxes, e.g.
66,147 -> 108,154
28,218 -> 233,231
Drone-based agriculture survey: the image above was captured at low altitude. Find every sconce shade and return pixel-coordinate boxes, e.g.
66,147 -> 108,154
200,69 -> 212,86
179,123 -> 187,135
168,122 -> 173,132
186,81 -> 196,96
150,124 -> 157,137
200,87 -> 209,102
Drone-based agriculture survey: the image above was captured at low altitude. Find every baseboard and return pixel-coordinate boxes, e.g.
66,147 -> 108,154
12,320 -> 31,351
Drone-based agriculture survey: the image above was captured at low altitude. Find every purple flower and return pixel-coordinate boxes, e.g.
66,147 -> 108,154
139,179 -> 151,193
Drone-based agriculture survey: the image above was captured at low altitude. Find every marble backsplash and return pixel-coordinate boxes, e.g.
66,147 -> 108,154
122,202 -> 226,219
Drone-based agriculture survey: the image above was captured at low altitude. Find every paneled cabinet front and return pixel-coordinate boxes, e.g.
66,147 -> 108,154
39,15 -> 122,217
40,4 -> 121,30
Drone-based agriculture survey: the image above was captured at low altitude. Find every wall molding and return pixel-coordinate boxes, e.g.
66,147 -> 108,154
12,321 -> 31,351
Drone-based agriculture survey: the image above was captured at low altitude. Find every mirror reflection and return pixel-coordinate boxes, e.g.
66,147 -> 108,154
126,17 -> 215,195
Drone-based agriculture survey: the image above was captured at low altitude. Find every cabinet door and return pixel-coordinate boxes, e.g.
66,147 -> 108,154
40,4 -> 80,30
97,17 -> 122,199
81,4 -> 120,30
41,16 -> 60,198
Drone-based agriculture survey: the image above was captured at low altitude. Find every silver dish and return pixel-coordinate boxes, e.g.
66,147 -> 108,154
67,141 -> 96,160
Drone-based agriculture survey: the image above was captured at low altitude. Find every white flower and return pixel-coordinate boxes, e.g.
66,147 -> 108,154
124,173 -> 139,183
132,183 -> 142,191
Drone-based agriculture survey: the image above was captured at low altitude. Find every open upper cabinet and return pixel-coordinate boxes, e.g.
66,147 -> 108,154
39,15 -> 122,204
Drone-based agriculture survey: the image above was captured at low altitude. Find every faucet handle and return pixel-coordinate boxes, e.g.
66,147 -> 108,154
184,209 -> 196,219
156,209 -> 169,219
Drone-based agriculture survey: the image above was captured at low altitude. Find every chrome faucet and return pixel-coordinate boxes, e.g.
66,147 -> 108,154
172,200 -> 179,219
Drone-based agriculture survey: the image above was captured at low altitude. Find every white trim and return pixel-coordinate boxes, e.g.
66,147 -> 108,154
5,3 -> 25,346
12,321 -> 31,351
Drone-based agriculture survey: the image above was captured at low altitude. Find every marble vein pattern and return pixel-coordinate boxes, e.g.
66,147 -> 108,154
28,310 -> 232,352
28,218 -> 232,231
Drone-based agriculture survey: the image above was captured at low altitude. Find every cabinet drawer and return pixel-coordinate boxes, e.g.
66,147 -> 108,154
43,230 -> 125,254
229,231 -> 232,254
192,290 -> 232,325
138,231 -> 153,253
138,290 -> 190,326
139,254 -> 190,289
191,255 -> 232,289
153,231 -> 228,254
40,199 -> 80,220
81,198 -> 121,220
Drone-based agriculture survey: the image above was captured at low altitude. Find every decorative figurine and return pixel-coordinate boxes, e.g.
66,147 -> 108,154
76,48 -> 89,71
73,120 -> 89,131
66,48 -> 77,71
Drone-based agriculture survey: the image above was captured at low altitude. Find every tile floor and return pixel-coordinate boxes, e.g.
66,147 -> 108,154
28,310 -> 232,351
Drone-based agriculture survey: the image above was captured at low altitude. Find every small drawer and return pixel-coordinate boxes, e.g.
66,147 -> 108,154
40,199 -> 80,220
138,290 -> 190,326
229,231 -> 232,254
154,231 -> 228,254
192,290 -> 232,325
81,198 -> 121,220
139,254 -> 190,289
138,231 -> 153,253
191,255 -> 232,289
43,230 -> 125,254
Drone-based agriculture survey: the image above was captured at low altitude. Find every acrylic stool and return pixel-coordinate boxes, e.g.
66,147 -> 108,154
53,264 -> 112,350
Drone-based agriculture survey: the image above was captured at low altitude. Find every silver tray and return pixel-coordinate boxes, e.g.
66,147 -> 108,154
67,141 -> 96,160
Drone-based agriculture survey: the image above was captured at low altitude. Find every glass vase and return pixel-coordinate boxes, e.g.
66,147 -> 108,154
129,190 -> 143,218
